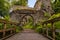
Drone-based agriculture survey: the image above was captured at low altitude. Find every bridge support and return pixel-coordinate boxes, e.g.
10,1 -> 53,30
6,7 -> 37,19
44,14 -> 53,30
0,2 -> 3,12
51,23 -> 55,40
3,23 -> 6,37
42,24 -> 44,34
46,24 -> 48,36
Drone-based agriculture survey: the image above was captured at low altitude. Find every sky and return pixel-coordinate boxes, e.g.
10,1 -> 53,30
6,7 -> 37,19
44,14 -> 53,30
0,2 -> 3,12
28,0 -> 36,7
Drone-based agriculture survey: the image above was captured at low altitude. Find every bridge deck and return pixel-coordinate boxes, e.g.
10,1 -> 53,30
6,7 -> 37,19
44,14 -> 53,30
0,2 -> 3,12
6,29 -> 49,40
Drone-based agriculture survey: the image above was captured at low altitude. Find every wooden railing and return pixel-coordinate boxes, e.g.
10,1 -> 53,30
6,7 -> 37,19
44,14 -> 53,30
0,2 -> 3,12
41,17 -> 60,40
0,19 -> 19,40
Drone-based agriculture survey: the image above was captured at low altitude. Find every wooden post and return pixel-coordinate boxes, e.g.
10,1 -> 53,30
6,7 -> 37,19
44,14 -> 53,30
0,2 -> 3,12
46,23 -> 48,36
14,25 -> 16,33
3,23 -> 6,37
10,24 -> 13,34
42,24 -> 44,34
51,23 -> 55,40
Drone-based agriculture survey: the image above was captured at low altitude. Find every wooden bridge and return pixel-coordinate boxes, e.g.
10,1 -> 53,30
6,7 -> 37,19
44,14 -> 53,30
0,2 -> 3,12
0,17 -> 60,40
0,0 -> 60,40
6,29 -> 49,40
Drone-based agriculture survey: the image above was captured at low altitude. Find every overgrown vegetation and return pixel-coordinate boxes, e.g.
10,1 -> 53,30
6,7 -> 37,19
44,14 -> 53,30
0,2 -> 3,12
14,0 -> 28,6
0,0 -> 27,32
49,13 -> 60,20
52,0 -> 60,13
0,0 -> 60,40
25,0 -> 60,40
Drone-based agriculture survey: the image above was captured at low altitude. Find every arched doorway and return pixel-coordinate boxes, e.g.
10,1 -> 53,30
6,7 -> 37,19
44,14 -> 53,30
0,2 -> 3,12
20,14 -> 34,29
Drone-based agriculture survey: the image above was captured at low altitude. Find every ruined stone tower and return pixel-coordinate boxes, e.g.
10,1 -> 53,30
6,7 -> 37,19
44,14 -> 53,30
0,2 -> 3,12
34,0 -> 54,15
10,0 -> 54,25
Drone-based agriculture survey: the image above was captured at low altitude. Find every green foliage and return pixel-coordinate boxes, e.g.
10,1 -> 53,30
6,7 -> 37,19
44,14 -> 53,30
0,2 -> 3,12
52,0 -> 60,13
23,16 -> 34,29
49,13 -> 60,20
0,0 -> 10,17
44,11 -> 51,18
0,23 -> 22,32
47,23 -> 51,28
23,22 -> 33,29
23,19 -> 33,29
0,0 -> 28,31
0,0 -> 28,17
14,0 -> 28,6
15,26 -> 23,33
4,15 -> 10,21
54,21 -> 60,29
35,26 -> 42,33
0,23 -> 4,30
56,32 -> 60,40
6,24 -> 12,29
33,22 -> 42,33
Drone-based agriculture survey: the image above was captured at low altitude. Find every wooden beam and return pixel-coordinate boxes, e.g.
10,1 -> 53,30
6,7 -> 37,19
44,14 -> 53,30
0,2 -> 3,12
3,23 -> 6,37
46,24 -> 48,36
42,24 -> 44,34
51,23 -> 55,40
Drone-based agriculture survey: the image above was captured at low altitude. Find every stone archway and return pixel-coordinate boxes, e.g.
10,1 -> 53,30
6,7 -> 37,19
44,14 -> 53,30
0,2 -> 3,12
20,14 -> 34,26
10,9 -> 39,26
10,9 -> 45,27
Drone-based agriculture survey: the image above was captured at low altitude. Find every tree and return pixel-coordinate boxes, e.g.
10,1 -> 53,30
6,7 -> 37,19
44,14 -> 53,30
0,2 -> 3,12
14,0 -> 28,6
0,0 -> 10,17
52,0 -> 60,13
0,0 -> 28,20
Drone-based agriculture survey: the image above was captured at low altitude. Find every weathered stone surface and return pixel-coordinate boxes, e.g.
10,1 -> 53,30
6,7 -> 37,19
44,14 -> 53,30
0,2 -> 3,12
10,0 -> 54,25
34,0 -> 54,15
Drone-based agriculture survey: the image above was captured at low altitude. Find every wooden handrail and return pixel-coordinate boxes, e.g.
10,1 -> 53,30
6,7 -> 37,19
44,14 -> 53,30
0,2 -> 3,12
42,17 -> 60,24
0,19 -> 19,25
0,19 -> 19,40
41,17 -> 60,40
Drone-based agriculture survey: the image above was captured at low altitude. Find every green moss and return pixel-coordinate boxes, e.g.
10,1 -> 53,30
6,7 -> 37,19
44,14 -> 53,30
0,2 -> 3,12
54,21 -> 60,29
16,26 -> 23,33
44,12 -> 51,17
49,13 -> 60,20
0,23 -> 4,30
